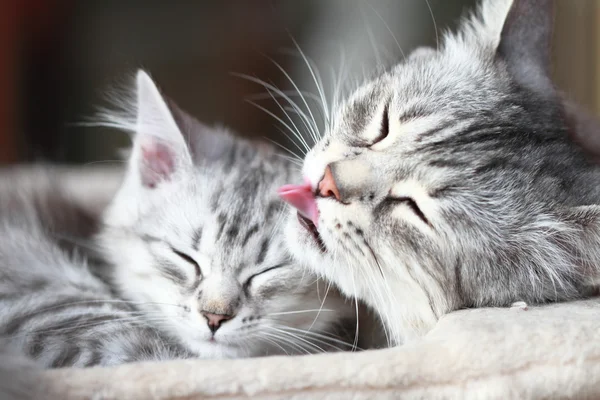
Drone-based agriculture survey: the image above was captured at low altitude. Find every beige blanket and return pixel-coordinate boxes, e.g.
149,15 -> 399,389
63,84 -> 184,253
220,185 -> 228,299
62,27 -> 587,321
29,298 -> 600,399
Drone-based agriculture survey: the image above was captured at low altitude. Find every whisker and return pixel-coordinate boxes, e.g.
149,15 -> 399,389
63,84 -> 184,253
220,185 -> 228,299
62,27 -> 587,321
22,299 -> 185,315
359,4 -> 384,69
424,0 -> 439,50
261,54 -> 322,144
307,279 -> 333,333
288,37 -> 331,128
366,2 -> 406,61
266,309 -> 335,317
244,99 -> 310,154
9,315 -> 171,339
260,330 -> 312,355
263,86 -> 312,152
265,326 -> 326,353
273,324 -> 361,351
348,272 -> 361,351
232,72 -> 319,146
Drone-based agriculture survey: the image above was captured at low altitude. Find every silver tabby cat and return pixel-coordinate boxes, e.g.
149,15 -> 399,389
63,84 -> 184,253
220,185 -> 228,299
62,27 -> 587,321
283,0 -> 600,345
0,71 -> 356,373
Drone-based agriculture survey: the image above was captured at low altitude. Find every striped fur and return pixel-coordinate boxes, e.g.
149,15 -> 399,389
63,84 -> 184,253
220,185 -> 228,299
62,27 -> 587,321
0,167 -> 192,368
285,0 -> 600,345
0,72 -> 358,375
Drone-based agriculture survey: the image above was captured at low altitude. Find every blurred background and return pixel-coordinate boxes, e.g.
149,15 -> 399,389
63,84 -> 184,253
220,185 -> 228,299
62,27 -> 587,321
0,0 -> 598,165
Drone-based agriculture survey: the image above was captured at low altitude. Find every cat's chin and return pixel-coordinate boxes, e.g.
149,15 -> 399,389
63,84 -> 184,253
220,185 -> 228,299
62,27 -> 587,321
285,212 -> 325,260
284,213 -> 347,289
181,336 -> 250,359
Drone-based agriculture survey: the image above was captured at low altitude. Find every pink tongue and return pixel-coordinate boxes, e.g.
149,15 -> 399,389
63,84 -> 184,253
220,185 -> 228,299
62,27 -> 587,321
278,180 -> 319,227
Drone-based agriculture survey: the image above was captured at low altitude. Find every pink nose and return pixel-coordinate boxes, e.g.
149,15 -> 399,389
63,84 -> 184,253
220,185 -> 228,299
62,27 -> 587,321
201,312 -> 232,333
318,166 -> 340,201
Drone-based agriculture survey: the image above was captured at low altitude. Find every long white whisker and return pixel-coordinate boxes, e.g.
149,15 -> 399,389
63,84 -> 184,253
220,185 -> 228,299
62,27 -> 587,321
273,152 -> 303,167
263,87 -> 312,152
263,55 -> 321,144
424,0 -> 439,50
306,279 -> 333,333
289,37 -> 331,127
275,325 -> 360,351
349,271 -> 361,351
245,332 -> 289,356
360,3 -> 384,70
266,326 -> 326,353
25,299 -> 184,315
367,2 -> 406,61
244,100 -> 310,154
261,330 -> 311,355
10,315 -> 171,339
266,309 -> 335,317
232,72 -> 319,145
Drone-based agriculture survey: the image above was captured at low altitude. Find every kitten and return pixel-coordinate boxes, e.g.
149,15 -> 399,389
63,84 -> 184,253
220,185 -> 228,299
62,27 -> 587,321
0,70 -> 357,369
281,0 -> 600,345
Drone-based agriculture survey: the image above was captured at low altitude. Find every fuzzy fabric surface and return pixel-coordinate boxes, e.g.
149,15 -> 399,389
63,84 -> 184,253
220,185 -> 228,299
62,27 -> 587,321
27,298 -> 600,399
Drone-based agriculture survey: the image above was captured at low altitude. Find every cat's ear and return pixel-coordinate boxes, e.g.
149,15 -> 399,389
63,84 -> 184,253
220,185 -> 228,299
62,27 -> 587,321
495,0 -> 555,96
130,70 -> 192,188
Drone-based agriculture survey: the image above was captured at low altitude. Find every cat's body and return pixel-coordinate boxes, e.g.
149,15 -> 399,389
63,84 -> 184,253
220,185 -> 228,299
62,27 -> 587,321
0,71 -> 357,370
0,168 -> 194,367
282,0 -> 600,345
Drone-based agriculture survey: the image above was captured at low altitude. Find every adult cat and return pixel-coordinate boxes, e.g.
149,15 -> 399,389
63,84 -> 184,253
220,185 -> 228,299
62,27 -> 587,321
281,0 -> 600,345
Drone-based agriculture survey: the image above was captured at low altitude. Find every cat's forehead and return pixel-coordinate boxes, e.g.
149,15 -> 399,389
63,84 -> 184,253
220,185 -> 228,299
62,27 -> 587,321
331,50 -> 506,142
143,153 -> 289,242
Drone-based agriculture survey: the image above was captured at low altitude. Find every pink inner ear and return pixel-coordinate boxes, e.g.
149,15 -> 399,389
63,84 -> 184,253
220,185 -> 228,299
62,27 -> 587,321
278,180 -> 319,226
140,141 -> 176,188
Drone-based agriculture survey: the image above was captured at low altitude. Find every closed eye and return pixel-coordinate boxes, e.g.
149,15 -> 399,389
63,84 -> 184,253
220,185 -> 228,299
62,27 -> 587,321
371,103 -> 389,146
385,196 -> 430,226
244,263 -> 287,290
172,248 -> 201,277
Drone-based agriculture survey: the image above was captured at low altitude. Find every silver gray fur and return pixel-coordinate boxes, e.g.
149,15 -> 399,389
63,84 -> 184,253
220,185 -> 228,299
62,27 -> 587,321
0,72 -> 357,376
285,0 -> 600,345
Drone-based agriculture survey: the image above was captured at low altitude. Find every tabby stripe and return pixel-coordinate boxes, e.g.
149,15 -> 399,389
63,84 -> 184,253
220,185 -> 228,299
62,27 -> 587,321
50,345 -> 82,368
192,227 -> 203,250
256,239 -> 269,265
265,201 -> 280,222
157,263 -> 187,286
215,213 -> 226,240
241,224 -> 259,247
413,119 -> 458,143
29,314 -> 119,339
85,349 -> 104,367
3,298 -> 129,335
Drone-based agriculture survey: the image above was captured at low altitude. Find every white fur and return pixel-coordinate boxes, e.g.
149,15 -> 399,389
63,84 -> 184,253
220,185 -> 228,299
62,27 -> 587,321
100,70 -> 356,358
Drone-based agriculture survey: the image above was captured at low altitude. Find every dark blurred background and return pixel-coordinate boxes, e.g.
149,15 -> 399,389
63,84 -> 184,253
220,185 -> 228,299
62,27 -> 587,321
1,0 -> 598,165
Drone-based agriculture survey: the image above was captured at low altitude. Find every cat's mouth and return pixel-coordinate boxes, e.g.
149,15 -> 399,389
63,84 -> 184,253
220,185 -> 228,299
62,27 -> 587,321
278,181 -> 325,252
297,212 -> 326,252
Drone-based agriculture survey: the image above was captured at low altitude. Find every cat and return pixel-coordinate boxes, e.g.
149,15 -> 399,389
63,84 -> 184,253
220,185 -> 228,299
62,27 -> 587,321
280,0 -> 600,346
0,70 -> 358,370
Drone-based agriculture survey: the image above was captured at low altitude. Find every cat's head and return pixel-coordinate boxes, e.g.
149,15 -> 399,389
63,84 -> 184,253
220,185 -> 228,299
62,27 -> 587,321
99,70 -> 356,358
283,0 -> 600,344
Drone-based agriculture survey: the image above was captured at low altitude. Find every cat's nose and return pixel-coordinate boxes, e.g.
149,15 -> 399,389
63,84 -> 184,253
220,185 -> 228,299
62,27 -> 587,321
318,165 -> 341,201
201,311 -> 232,333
